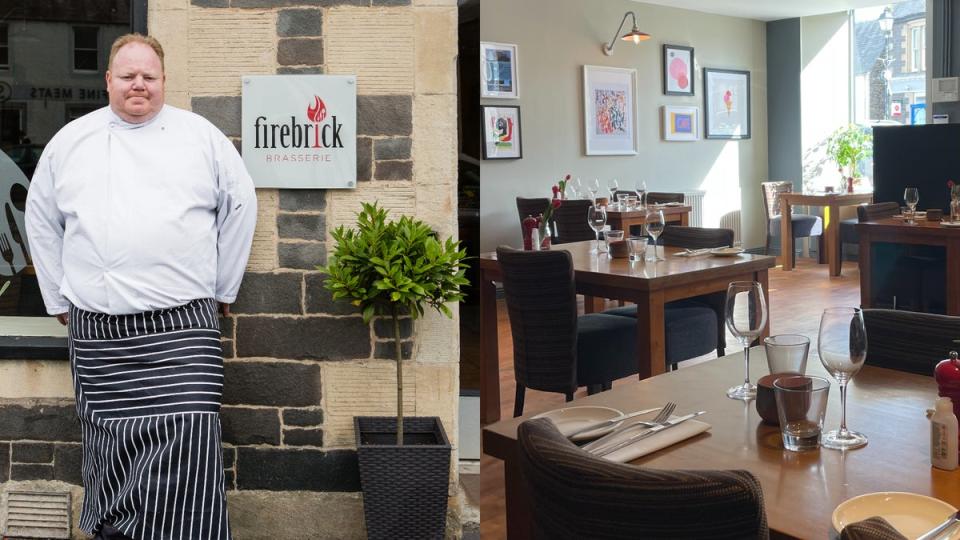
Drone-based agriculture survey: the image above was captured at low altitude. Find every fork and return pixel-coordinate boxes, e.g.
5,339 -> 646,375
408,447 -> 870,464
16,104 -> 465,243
0,233 -> 14,274
581,402 -> 676,452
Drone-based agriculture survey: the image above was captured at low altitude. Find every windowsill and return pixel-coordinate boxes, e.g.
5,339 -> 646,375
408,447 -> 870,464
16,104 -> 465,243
0,316 -> 68,360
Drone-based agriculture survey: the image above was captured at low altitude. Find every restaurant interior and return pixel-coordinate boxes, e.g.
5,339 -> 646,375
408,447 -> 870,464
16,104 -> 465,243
476,0 -> 960,538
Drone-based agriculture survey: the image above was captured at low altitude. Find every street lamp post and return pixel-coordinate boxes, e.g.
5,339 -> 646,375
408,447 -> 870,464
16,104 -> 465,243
879,6 -> 894,122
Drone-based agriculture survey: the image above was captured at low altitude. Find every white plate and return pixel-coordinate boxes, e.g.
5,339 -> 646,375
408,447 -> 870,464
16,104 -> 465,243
709,247 -> 744,257
532,406 -> 624,441
942,221 -> 960,228
831,492 -> 958,539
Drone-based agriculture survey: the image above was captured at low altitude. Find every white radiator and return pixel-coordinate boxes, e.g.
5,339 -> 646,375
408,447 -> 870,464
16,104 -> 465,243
683,190 -> 706,227
719,209 -> 742,244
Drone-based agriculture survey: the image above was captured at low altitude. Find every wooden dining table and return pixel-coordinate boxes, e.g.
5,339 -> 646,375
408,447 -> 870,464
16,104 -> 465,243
483,349 -> 960,539
780,191 -> 873,276
605,204 -> 691,236
479,241 -> 776,424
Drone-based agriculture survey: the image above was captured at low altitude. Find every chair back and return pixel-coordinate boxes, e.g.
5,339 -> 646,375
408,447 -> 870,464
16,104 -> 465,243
517,418 -> 770,540
857,201 -> 900,222
647,192 -> 685,205
496,247 -> 578,394
553,199 -> 596,244
660,226 -> 733,249
516,197 -> 554,239
760,181 -> 793,221
862,309 -> 960,375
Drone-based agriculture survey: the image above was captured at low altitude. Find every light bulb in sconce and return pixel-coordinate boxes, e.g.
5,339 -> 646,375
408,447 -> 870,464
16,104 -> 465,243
602,12 -> 651,56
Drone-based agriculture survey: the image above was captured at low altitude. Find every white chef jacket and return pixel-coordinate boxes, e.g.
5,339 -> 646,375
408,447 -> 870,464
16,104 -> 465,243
25,105 -> 258,315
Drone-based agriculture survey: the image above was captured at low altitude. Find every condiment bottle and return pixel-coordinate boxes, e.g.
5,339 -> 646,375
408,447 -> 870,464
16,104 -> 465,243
935,351 -> 960,422
522,215 -> 537,250
931,396 -> 959,470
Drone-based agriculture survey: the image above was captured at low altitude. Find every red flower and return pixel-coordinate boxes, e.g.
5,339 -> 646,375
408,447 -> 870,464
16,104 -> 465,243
552,198 -> 562,209
552,185 -> 559,196
565,174 -> 571,181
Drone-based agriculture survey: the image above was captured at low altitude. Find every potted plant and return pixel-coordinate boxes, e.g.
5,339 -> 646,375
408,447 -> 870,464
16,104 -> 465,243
826,124 -> 873,192
320,202 -> 468,540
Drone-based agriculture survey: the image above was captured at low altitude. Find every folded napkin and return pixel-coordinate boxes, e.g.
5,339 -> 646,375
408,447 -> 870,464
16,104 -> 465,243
674,248 -> 711,257
840,517 -> 907,540
600,419 -> 711,463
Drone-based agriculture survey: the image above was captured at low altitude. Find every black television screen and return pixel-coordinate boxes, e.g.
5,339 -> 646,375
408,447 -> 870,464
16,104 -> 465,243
872,124 -> 960,213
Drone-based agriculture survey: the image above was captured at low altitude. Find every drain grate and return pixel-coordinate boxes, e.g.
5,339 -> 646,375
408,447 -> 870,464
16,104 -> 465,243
2,490 -> 71,539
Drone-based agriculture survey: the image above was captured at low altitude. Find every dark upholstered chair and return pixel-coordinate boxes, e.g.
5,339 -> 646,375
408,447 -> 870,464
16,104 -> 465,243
760,181 -> 824,266
862,309 -> 960,375
646,191 -> 685,205
497,247 -> 639,416
839,517 -> 907,540
517,418 -> 770,540
604,225 -> 729,368
839,202 -> 900,272
552,199 -> 596,244
516,197 -> 553,239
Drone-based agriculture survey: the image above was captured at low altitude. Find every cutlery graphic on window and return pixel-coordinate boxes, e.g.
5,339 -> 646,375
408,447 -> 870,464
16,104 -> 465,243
5,202 -> 28,263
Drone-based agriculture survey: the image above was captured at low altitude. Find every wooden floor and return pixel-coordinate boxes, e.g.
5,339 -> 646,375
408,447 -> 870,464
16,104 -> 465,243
479,257 -> 862,539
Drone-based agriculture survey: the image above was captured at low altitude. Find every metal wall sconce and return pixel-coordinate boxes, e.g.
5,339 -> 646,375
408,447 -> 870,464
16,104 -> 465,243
602,11 -> 651,56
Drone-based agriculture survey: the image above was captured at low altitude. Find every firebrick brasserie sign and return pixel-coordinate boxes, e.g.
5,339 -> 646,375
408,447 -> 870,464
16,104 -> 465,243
241,75 -> 357,189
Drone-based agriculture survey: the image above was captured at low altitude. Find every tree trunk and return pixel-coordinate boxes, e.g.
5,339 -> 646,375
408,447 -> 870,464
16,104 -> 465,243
393,305 -> 404,445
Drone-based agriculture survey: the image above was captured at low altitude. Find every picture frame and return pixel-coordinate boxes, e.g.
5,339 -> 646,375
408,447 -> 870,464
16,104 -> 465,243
482,105 -> 522,159
480,42 -> 519,99
663,44 -> 694,96
703,68 -> 751,139
583,65 -> 638,155
661,105 -> 699,141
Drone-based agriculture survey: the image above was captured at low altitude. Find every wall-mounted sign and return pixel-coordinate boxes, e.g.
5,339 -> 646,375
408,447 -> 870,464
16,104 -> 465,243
241,75 -> 357,189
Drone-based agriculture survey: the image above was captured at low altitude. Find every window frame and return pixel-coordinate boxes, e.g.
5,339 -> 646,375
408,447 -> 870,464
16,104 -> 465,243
72,26 -> 100,73
0,24 -> 10,72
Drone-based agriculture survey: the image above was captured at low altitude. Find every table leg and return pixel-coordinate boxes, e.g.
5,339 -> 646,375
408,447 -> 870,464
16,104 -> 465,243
680,212 -> 689,226
858,232 -> 872,309
825,202 -> 841,276
948,238 -> 960,315
480,271 -> 500,425
781,201 -> 794,271
583,295 -> 604,313
634,290 -> 666,379
504,454 -> 532,539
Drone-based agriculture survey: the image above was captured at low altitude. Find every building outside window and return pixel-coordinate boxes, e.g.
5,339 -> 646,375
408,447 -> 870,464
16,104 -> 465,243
73,26 -> 99,72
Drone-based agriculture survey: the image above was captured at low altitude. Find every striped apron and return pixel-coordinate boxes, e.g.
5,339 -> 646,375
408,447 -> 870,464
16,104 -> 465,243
69,298 -> 231,540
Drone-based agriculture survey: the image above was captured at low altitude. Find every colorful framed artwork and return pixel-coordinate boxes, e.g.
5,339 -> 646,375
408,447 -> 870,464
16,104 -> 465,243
482,105 -> 522,159
663,44 -> 694,96
662,105 -> 699,141
480,42 -> 519,99
583,65 -> 638,155
703,68 -> 751,139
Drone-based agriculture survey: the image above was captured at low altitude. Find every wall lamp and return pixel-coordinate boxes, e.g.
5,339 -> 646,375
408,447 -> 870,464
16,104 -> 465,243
602,11 -> 651,56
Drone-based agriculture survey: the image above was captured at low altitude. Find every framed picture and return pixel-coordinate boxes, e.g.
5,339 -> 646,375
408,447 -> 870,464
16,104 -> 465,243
482,105 -> 522,159
663,44 -> 694,96
583,65 -> 638,155
481,42 -> 519,99
703,68 -> 751,139
662,105 -> 699,141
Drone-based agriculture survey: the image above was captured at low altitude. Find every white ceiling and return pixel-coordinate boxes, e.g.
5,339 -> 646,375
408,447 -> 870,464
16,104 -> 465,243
634,0 -> 901,22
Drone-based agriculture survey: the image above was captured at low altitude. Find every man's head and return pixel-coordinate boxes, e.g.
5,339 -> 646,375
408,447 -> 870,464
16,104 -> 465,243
106,34 -> 165,124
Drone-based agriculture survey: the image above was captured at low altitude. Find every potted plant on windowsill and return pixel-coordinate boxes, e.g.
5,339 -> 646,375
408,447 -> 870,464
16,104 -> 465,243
827,124 -> 873,193
319,202 -> 468,540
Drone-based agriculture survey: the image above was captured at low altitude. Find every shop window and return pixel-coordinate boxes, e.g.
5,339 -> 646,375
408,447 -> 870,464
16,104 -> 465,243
73,26 -> 99,72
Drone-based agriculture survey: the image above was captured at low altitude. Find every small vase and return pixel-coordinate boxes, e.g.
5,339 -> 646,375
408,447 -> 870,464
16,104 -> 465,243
951,197 -> 960,223
540,231 -> 551,250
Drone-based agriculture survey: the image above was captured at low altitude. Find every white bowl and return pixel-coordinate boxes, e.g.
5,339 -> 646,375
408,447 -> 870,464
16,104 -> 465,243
831,492 -> 958,539
532,405 -> 624,441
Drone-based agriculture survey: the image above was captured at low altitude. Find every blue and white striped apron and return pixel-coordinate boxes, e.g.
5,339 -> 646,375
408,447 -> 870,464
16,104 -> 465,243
69,298 -> 231,539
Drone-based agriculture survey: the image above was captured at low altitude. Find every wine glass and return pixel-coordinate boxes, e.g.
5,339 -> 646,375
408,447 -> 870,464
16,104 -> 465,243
588,179 -> 600,202
587,205 -> 607,252
573,177 -> 584,199
635,179 -> 647,210
725,281 -> 768,400
818,307 -> 868,450
904,187 -> 919,217
645,209 -> 665,261
607,178 -> 620,209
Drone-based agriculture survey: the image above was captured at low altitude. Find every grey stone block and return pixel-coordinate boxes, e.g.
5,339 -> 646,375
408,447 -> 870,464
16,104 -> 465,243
374,137 -> 411,160
278,9 -> 322,37
283,408 -> 324,426
223,361 -> 322,407
373,317 -> 412,339
277,66 -> 325,75
304,274 -> 360,316
278,38 -> 324,66
279,190 -> 326,212
373,0 -> 410,5
279,241 -> 327,270
231,272 -> 303,314
357,137 -> 372,182
278,214 -> 325,241
0,404 -> 81,442
191,0 -> 228,6
231,0 -> 309,6
221,340 -> 235,358
191,96 -> 241,137
284,427 -> 324,446
12,442 -> 53,463
374,160 -> 412,181
221,316 -> 235,337
235,316 -> 370,360
313,0 -> 367,5
223,447 -> 236,469
0,442 -> 8,482
221,406 -> 281,445
11,463 -> 54,481
358,95 -> 412,136
374,340 -> 413,360
224,469 -> 236,490
236,448 -> 359,491
53,444 -> 82,485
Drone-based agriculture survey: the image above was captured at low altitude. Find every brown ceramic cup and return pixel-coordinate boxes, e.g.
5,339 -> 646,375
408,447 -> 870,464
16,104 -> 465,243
756,372 -> 802,425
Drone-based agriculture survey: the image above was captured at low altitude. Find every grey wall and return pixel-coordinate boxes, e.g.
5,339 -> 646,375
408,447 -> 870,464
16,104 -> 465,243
479,0 -> 769,251
767,19 -> 802,186
931,0 -> 960,120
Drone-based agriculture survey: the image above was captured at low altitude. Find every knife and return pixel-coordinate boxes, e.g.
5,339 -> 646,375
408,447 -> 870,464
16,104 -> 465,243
590,411 -> 706,457
916,510 -> 960,540
5,202 -> 27,262
565,407 -> 661,439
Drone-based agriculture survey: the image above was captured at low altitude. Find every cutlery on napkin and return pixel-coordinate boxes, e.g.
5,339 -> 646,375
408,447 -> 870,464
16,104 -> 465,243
586,411 -> 706,456
564,407 -> 661,439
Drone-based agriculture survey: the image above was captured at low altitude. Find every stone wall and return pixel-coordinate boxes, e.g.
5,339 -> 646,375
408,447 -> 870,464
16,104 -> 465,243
0,0 -> 460,538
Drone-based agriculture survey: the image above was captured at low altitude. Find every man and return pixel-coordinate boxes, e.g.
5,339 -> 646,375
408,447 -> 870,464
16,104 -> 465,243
25,34 -> 256,540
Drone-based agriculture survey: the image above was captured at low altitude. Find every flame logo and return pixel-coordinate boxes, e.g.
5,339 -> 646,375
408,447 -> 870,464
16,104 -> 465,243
307,96 -> 327,123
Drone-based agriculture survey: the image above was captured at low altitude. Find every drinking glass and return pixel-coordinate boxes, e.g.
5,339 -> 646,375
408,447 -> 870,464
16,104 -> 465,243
628,236 -> 647,262
904,187 -> 919,217
725,281 -> 768,400
645,209 -> 665,261
635,179 -> 647,210
587,205 -> 607,252
774,375 -> 831,452
588,179 -> 600,201
573,177 -> 584,199
818,307 -> 868,450
607,179 -> 620,209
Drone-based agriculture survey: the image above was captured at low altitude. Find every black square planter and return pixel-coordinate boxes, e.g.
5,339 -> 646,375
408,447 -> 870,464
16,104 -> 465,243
355,416 -> 451,540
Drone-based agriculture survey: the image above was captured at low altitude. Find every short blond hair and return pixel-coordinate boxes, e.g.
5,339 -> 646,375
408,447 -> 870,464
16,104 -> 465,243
108,33 -> 165,72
